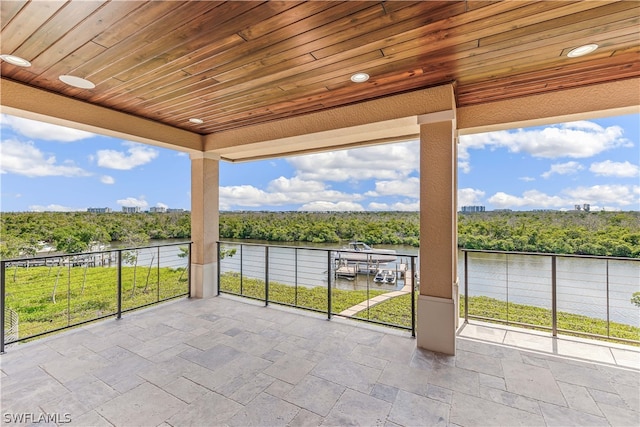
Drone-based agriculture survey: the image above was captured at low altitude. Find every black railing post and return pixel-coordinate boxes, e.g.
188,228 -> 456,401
1,260 -> 6,353
411,255 -> 416,338
215,242 -> 220,297
551,255 -> 557,337
117,250 -> 123,320
240,244 -> 244,295
464,251 -> 468,323
188,242 -> 193,298
606,259 -> 610,338
327,250 -> 332,320
294,248 -> 298,307
264,246 -> 269,306
157,246 -> 160,302
67,257 -> 71,327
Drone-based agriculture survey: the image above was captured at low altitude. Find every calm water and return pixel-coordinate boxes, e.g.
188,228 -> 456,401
218,240 -> 639,327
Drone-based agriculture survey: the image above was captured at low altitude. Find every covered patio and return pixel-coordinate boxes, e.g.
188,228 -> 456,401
1,296 -> 639,426
2,0 -> 638,355
1,2 -> 639,424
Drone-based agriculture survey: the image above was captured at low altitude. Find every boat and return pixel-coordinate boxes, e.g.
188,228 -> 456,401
384,270 -> 396,284
374,269 -> 397,284
374,269 -> 385,283
335,242 -> 397,264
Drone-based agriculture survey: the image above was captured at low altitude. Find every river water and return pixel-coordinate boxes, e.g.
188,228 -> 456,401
105,239 -> 639,327
217,240 -> 639,327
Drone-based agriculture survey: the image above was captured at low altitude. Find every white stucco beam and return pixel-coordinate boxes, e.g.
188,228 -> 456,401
457,78 -> 640,135
0,78 -> 203,153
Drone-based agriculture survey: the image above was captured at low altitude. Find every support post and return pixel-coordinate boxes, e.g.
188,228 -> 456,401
190,153 -> 220,298
416,95 -> 458,355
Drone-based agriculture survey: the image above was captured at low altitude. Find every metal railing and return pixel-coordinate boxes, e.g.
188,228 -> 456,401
461,249 -> 640,344
217,241 -> 417,336
1,242 -> 192,352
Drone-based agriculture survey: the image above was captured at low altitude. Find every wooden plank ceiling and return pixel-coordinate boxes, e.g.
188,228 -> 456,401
1,1 -> 638,135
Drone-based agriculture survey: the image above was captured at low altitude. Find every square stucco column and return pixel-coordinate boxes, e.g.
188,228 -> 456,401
190,153 -> 220,298
417,110 -> 458,355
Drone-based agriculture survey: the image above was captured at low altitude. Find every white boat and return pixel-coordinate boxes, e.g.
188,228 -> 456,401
335,242 -> 397,264
383,270 -> 396,284
374,269 -> 397,284
374,269 -> 385,283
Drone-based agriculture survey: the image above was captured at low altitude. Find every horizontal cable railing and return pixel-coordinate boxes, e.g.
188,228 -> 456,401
1,242 -> 192,352
461,249 -> 640,344
217,241 -> 417,336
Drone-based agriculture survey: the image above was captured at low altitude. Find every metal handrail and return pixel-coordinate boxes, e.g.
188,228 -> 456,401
461,249 -> 640,345
217,241 -> 417,335
1,242 -> 192,352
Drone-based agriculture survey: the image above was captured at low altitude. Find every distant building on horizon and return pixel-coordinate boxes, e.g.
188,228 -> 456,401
87,207 -> 112,213
167,208 -> 185,213
122,206 -> 141,213
460,205 -> 485,213
149,206 -> 167,213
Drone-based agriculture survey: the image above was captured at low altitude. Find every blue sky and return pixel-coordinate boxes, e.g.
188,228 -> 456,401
0,113 -> 638,212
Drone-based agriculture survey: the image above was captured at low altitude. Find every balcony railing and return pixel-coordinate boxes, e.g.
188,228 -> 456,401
461,249 -> 640,344
1,242 -> 191,352
217,241 -> 418,336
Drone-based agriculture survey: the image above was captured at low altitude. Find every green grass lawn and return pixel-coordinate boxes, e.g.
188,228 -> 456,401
5,267 -> 638,345
221,273 -> 639,342
4,264 -> 188,340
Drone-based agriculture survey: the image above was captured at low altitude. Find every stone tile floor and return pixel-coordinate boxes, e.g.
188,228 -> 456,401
1,295 -> 638,426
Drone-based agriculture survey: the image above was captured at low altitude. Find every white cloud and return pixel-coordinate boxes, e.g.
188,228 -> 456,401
28,204 -> 85,212
0,139 -> 90,177
156,202 -> 168,209
96,142 -> 159,170
1,114 -> 95,142
564,185 -> 639,207
365,177 -> 419,198
589,160 -> 639,178
459,121 -> 632,172
289,141 -> 419,182
488,190 -> 569,209
488,184 -> 640,210
541,161 -> 583,179
298,201 -> 364,211
220,177 -> 363,210
368,201 -> 419,211
267,176 -> 326,193
458,188 -> 485,206
116,197 -> 148,208
519,176 -> 535,182
101,175 -> 115,184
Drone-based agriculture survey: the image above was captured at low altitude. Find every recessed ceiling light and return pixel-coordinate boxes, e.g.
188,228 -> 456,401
59,75 -> 95,89
0,54 -> 31,67
350,72 -> 369,83
189,118 -> 204,125
567,44 -> 598,58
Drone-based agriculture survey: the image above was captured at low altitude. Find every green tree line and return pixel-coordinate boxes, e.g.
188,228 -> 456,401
1,210 -> 638,258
